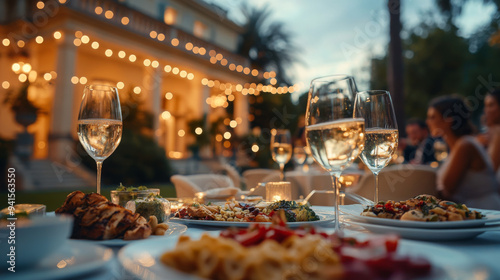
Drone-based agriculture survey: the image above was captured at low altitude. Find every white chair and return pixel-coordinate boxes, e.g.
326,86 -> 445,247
351,164 -> 438,202
171,174 -> 240,200
242,169 -> 280,191
218,163 -> 243,189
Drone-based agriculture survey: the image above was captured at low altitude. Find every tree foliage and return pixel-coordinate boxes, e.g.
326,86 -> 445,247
371,2 -> 500,123
238,4 -> 301,86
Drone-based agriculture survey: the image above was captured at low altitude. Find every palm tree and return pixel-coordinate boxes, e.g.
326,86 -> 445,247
387,0 -> 405,135
238,4 -> 300,86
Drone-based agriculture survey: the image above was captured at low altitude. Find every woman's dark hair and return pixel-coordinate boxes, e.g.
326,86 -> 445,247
429,95 -> 475,137
487,88 -> 500,106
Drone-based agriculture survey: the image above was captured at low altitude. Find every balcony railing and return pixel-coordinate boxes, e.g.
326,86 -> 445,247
20,0 -> 250,68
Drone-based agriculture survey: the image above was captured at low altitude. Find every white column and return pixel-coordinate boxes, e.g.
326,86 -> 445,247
143,67 -> 162,141
48,32 -> 77,162
234,92 -> 249,136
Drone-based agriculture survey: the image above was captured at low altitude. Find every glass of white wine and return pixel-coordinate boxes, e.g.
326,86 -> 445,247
271,129 -> 292,180
354,90 -> 398,204
77,85 -> 123,194
305,75 -> 365,232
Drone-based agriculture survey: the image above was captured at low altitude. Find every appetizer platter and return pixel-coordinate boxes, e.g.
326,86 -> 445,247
172,200 -> 335,228
55,190 -> 184,244
342,195 -> 500,229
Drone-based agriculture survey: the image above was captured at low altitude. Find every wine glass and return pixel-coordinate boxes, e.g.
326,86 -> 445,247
305,75 -> 365,232
354,90 -> 398,204
271,129 -> 292,180
77,85 -> 123,194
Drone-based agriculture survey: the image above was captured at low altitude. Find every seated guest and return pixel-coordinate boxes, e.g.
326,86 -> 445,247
478,89 -> 500,172
426,96 -> 500,210
403,119 -> 436,164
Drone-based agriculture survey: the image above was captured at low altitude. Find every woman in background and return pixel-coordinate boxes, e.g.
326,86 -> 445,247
478,89 -> 500,172
426,96 -> 500,210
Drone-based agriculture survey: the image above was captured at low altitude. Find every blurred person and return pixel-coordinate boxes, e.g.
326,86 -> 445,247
478,89 -> 500,172
426,96 -> 500,210
403,119 -> 436,164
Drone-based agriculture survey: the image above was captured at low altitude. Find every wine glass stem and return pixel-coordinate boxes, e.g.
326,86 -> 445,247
330,173 -> 342,235
374,173 -> 379,204
96,160 -> 103,194
279,163 -> 285,180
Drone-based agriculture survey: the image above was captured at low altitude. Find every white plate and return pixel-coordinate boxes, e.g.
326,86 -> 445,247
346,219 -> 500,241
1,240 -> 113,280
76,222 -> 187,246
119,231 -> 485,280
171,212 -> 334,228
341,204 -> 500,229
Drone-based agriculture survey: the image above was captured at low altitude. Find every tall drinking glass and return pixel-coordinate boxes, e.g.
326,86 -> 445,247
305,75 -> 365,232
77,85 -> 123,194
354,90 -> 398,204
271,129 -> 292,180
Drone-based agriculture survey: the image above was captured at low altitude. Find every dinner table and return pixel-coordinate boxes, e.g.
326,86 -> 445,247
23,205 -> 500,280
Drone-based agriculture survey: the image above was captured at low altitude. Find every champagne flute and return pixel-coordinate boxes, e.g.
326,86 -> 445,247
271,129 -> 292,180
354,90 -> 398,204
305,75 -> 365,232
77,85 -> 123,194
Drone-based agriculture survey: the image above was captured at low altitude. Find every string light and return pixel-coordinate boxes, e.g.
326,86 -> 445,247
28,70 -> 37,82
8,18 -> 299,100
105,11 -> 114,19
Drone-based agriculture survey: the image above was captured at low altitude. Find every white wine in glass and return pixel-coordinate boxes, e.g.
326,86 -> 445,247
271,129 -> 292,180
354,90 -> 398,204
77,85 -> 122,194
305,75 -> 365,233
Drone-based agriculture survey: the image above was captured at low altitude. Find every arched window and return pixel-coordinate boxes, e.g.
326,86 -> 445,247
164,7 -> 177,25
193,20 -> 208,39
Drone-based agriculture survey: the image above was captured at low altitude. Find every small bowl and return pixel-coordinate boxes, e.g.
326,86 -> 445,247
110,188 -> 160,207
0,215 -> 73,268
126,197 -> 171,223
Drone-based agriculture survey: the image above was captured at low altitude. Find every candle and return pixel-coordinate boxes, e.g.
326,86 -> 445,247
266,181 -> 292,202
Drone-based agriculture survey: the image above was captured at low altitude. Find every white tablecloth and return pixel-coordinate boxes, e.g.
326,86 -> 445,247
45,206 -> 500,279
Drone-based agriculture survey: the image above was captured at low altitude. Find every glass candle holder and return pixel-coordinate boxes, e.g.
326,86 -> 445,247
266,181 -> 292,202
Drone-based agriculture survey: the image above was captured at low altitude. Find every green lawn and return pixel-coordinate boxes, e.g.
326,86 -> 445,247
1,184 -> 176,212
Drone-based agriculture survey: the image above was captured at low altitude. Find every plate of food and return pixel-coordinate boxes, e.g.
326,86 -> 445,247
118,222 -> 483,280
55,191 -> 186,246
345,219 -> 500,241
341,194 -> 500,229
171,200 -> 335,228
